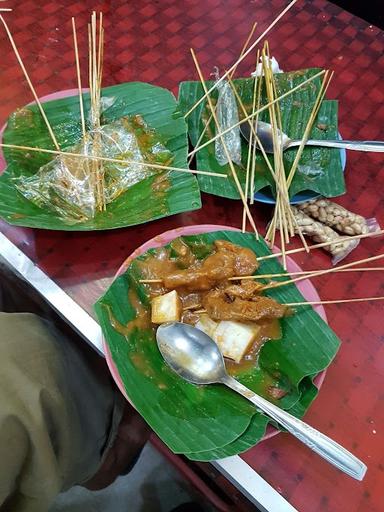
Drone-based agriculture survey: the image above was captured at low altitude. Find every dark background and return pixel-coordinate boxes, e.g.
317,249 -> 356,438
333,0 -> 383,29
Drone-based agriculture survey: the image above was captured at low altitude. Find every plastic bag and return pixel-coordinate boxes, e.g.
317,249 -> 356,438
214,71 -> 242,166
291,206 -> 360,265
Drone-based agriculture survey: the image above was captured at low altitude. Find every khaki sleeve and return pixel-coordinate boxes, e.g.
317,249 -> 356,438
0,414 -> 29,507
0,312 -> 121,512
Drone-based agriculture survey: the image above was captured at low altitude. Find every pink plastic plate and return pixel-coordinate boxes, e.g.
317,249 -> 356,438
103,224 -> 327,442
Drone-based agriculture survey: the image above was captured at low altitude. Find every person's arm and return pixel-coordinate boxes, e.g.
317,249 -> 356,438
0,414 -> 30,509
0,311 -> 149,511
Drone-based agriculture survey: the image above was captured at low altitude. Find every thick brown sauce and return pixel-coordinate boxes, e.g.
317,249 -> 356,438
152,174 -> 171,192
104,288 -> 150,336
104,294 -> 157,380
137,245 -> 282,374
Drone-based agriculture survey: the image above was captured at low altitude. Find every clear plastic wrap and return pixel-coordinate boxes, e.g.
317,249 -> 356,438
15,115 -> 173,224
297,198 -> 380,236
214,71 -> 242,166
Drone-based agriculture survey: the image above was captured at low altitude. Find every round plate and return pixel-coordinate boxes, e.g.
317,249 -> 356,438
103,224 -> 327,442
0,84 -> 201,231
254,135 -> 347,205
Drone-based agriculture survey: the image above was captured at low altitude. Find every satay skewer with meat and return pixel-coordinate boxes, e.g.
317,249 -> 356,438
141,239 -> 384,367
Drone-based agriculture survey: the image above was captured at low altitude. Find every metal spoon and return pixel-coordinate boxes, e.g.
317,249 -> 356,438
156,322 -> 367,481
240,120 -> 384,153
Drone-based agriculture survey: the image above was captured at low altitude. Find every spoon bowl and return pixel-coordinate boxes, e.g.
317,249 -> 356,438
157,322 -> 225,384
241,120 -> 288,153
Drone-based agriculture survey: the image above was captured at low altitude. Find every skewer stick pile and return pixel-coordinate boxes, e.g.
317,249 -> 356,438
261,48 -> 333,267
88,11 -> 106,212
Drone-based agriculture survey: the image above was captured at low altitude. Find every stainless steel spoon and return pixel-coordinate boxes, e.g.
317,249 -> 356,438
156,322 -> 367,481
240,120 -> 384,153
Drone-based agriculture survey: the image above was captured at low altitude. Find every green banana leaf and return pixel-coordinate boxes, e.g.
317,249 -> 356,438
178,69 -> 345,200
95,230 -> 340,458
185,367 -> 319,460
0,82 -> 201,230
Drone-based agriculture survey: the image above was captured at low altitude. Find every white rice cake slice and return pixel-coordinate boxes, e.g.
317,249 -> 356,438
213,321 -> 261,363
151,290 -> 182,324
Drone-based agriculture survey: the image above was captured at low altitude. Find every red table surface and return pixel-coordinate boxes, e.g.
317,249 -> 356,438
0,0 -> 383,510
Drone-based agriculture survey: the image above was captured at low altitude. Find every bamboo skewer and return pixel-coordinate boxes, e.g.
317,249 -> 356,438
261,44 -> 311,253
286,296 -> 384,307
0,142 -> 227,178
227,68 -> 296,199
233,267 -> 384,279
88,11 -> 105,211
138,232 -> 384,285
0,8 -> 12,11
188,21 -> 258,166
184,0 -> 299,118
139,266 -> 384,284
227,66 -> 304,246
249,58 -> 263,206
261,46 -> 295,268
71,18 -> 86,138
259,229 -> 384,261
0,15 -> 60,151
186,295 -> 384,313
233,21 -> 258,75
188,70 -> 325,158
242,61 -> 258,229
97,12 -> 104,88
224,52 -> 260,231
261,44 -> 291,245
263,49 -> 284,246
263,253 -> 384,290
190,48 -> 259,237
226,69 -> 280,232
276,69 -> 331,252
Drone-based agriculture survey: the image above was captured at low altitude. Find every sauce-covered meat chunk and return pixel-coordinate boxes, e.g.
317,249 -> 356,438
214,240 -> 259,275
163,240 -> 258,291
224,280 -> 264,300
203,289 -> 288,323
163,250 -> 236,290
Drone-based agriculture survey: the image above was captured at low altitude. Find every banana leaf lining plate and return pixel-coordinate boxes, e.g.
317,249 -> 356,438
0,83 -> 201,230
178,68 -> 345,203
95,225 -> 340,460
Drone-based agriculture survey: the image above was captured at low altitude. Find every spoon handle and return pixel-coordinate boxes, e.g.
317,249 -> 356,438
288,139 -> 384,152
222,375 -> 367,481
